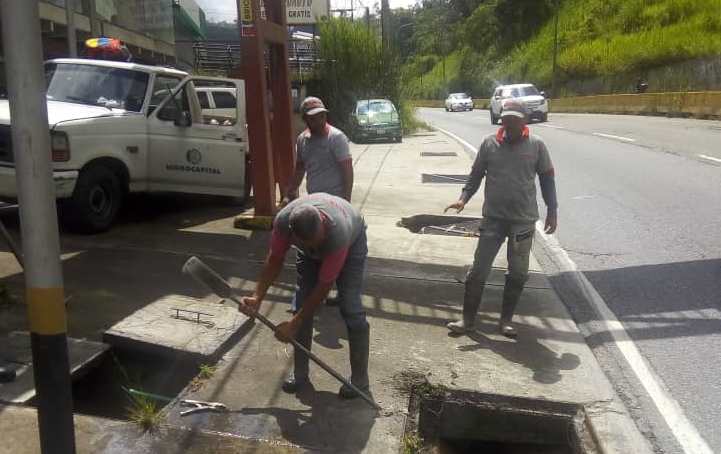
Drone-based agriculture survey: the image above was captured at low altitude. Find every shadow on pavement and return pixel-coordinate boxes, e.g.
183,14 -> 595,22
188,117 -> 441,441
550,258 -> 721,348
456,329 -> 581,384
237,385 -> 376,453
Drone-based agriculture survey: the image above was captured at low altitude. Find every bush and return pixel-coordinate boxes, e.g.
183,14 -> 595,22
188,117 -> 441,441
307,18 -> 402,132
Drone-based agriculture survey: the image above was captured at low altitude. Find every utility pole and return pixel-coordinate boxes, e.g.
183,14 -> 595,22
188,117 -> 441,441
365,7 -> 370,31
0,1 -> 76,454
381,0 -> 390,50
551,0 -> 559,98
65,0 -> 77,57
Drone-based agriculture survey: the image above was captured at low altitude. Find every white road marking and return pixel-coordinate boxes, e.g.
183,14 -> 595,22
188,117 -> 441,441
432,124 -> 714,454
535,227 -> 714,454
698,154 -> 721,164
431,124 -> 477,156
537,124 -> 566,129
592,132 -> 636,142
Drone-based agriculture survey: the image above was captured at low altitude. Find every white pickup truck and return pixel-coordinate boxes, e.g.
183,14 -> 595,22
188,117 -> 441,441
0,58 -> 248,232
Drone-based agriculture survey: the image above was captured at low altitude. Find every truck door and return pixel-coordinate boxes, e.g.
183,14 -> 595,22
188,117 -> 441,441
147,77 -> 247,197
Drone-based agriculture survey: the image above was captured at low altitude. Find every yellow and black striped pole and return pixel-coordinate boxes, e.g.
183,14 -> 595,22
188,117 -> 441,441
0,1 -> 76,453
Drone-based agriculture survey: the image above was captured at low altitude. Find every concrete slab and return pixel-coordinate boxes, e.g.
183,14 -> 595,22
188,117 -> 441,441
104,295 -> 252,362
0,332 -> 108,403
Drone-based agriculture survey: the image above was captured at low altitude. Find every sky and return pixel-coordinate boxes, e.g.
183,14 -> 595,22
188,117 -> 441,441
196,0 -> 418,23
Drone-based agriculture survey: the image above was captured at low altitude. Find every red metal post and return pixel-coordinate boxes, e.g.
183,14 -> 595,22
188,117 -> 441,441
235,0 -> 295,217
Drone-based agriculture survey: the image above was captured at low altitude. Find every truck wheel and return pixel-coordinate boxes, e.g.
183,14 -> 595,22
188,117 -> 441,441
490,112 -> 497,124
64,165 -> 122,233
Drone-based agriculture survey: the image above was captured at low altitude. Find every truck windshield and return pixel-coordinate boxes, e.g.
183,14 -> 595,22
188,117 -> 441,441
45,63 -> 149,112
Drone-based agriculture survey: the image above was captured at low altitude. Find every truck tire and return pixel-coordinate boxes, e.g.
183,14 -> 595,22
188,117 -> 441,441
63,165 -> 122,233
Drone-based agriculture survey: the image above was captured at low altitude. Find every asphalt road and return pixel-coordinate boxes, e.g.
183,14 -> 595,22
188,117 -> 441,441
418,108 -> 721,454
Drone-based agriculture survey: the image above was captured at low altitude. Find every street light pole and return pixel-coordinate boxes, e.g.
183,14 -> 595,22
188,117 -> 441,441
551,0 -> 559,98
0,2 -> 76,453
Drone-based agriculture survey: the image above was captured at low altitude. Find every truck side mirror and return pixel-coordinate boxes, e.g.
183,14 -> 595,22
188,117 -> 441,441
174,111 -> 192,127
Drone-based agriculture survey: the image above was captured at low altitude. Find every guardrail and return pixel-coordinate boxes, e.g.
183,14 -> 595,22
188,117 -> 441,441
548,91 -> 721,118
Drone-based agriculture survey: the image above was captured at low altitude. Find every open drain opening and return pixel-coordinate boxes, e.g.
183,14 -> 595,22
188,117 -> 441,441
398,214 -> 481,237
403,387 -> 598,454
70,350 -> 201,421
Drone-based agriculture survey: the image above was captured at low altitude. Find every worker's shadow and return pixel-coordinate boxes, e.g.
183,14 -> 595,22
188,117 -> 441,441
454,327 -> 580,384
311,304 -> 348,350
237,385 -> 377,453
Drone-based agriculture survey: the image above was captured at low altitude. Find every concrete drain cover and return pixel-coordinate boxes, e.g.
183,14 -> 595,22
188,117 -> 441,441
421,151 -> 458,157
104,295 -> 252,361
421,173 -> 468,184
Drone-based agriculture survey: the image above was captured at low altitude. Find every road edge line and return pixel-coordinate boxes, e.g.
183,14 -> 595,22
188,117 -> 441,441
533,225 -> 714,454
429,124 -> 478,160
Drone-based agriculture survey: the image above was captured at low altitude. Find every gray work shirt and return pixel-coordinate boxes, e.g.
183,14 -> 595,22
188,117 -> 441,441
273,193 -> 365,260
296,125 -> 351,197
462,131 -> 554,223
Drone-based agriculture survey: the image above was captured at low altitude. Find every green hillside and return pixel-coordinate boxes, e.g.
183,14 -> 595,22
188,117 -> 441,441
401,0 -> 721,98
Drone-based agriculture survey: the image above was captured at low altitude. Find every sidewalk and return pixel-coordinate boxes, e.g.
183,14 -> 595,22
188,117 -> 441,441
0,131 -> 651,453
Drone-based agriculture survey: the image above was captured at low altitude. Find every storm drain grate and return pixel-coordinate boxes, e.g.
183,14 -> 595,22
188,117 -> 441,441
421,173 -> 468,184
421,151 -> 458,157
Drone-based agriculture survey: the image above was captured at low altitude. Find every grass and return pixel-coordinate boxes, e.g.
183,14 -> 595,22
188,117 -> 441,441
190,363 -> 218,391
401,433 -> 425,454
497,0 -> 721,86
405,0 -> 721,97
198,364 -> 217,380
127,394 -> 164,433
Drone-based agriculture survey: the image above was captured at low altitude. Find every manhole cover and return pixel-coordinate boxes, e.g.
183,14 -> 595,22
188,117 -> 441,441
421,151 -> 458,157
421,174 -> 468,184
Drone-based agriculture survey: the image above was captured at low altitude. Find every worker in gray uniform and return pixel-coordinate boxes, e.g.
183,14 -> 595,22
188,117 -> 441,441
445,99 -> 558,338
283,96 -> 353,308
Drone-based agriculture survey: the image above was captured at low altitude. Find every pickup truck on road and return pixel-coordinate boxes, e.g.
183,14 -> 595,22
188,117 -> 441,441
0,58 -> 248,233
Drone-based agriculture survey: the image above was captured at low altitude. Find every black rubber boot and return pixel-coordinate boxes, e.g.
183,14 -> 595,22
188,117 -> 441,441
282,372 -> 310,393
283,316 -> 313,394
500,275 -> 525,338
338,325 -> 370,399
463,281 -> 485,328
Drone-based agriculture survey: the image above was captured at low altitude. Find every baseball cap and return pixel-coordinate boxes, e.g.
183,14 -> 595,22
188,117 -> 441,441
501,99 -> 527,118
300,96 -> 329,117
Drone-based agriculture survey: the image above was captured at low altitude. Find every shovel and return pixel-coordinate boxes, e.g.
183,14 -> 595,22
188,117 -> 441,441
182,256 -> 381,411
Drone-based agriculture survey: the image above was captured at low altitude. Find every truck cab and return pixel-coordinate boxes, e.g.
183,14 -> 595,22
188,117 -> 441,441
0,58 -> 248,232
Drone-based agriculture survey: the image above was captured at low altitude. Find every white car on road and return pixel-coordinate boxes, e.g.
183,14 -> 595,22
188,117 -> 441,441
489,84 -> 548,124
445,93 -> 474,112
0,58 -> 248,233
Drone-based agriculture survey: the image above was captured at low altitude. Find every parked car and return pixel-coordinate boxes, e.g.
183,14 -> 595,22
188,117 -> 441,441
350,99 -> 402,143
445,93 -> 474,112
0,58 -> 248,233
489,84 -> 548,124
195,86 -> 238,124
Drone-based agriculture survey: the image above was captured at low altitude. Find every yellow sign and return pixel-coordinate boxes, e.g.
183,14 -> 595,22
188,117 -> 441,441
240,0 -> 253,23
